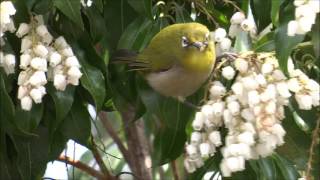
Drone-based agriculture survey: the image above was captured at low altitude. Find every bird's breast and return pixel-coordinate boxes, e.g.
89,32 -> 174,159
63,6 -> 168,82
145,64 -> 212,98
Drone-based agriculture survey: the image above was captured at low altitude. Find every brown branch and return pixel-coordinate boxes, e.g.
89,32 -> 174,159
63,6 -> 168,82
57,155 -> 105,179
306,116 -> 320,180
171,160 -> 180,180
91,139 -> 114,180
98,111 -> 133,167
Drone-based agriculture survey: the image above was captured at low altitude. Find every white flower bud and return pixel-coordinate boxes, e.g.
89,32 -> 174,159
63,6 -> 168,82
228,24 -> 241,38
54,36 -> 68,49
287,78 -> 302,92
305,79 -> 320,92
272,69 -> 286,81
36,25 -> 49,37
265,101 -> 276,114
60,47 -> 74,57
214,28 -> 227,42
29,88 -> 44,103
234,58 -> 248,73
220,161 -> 232,177
307,1 -> 320,13
49,52 -> 62,67
17,86 -> 28,99
225,156 -> 245,172
21,96 -> 32,111
311,92 -> 319,106
30,57 -> 47,71
255,74 -> 267,86
237,132 -> 255,145
199,142 -> 211,158
18,71 -> 29,85
212,102 -> 225,116
222,66 -> 235,80
193,157 -> 204,168
29,71 -> 47,86
223,109 -> 233,125
65,56 -> 81,68
192,112 -> 205,130
248,90 -> 260,106
4,54 -> 15,74
220,38 -> 232,51
297,16 -> 314,33
184,159 -> 196,173
21,37 -> 32,53
242,76 -> 259,90
241,108 -> 255,122
34,44 -> 49,57
16,23 -> 30,38
294,0 -> 306,6
261,63 -> 274,74
190,132 -> 202,145
42,33 -> 53,45
227,101 -> 240,115
19,53 -> 31,69
260,84 -> 276,102
276,82 -> 291,98
54,74 -> 67,91
270,124 -> 286,143
231,82 -> 243,95
241,19 -> 255,31
186,144 -> 198,159
295,93 -> 313,110
209,131 -> 222,146
201,104 -> 214,117
287,20 -> 298,36
231,12 -> 246,24
210,81 -> 226,98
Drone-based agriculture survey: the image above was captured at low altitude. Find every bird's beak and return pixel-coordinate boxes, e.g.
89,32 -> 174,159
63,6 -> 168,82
192,41 -> 207,51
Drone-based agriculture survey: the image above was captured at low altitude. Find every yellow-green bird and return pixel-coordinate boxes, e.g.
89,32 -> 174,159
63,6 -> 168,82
118,22 -> 216,98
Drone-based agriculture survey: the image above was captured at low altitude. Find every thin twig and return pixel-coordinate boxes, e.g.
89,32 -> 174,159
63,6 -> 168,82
91,138 -> 114,179
98,111 -> 132,167
306,115 -> 320,180
57,155 -> 105,179
171,160 -> 180,180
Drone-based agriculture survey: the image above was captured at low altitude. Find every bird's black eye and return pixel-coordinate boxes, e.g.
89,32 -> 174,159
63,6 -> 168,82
181,36 -> 189,48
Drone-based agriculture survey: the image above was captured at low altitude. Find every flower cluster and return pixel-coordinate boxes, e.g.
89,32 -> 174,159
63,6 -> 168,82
288,0 -> 319,36
211,11 -> 258,56
184,52 -> 320,176
0,1 -> 16,38
16,15 -> 82,111
0,1 -> 16,75
228,12 -> 257,39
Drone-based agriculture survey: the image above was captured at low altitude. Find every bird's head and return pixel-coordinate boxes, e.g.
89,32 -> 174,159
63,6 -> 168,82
175,23 -> 215,73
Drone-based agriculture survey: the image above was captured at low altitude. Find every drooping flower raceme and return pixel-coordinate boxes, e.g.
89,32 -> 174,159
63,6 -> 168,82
16,15 -> 82,111
0,1 -> 16,38
287,0 -> 320,36
184,52 -> 320,176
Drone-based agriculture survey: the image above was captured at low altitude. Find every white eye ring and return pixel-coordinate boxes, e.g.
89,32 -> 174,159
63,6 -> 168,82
181,36 -> 189,48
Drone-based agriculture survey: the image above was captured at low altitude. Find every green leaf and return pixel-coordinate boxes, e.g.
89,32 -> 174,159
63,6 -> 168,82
47,84 -> 75,133
271,0 -> 284,27
117,17 -> 152,50
33,0 -> 53,14
250,0 -> 272,32
234,31 -> 252,52
258,157 -> 276,180
60,98 -> 91,146
275,24 -> 304,75
138,82 -> 194,164
53,0 -> 84,30
254,32 -> 275,52
127,0 -> 152,20
312,16 -> 320,58
273,153 -> 300,180
0,74 -> 15,128
12,0 -> 30,23
83,4 -> 107,43
14,103 -> 43,133
75,50 -> 106,111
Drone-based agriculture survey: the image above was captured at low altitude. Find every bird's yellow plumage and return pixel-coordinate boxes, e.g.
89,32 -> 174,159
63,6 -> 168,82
121,23 -> 216,98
